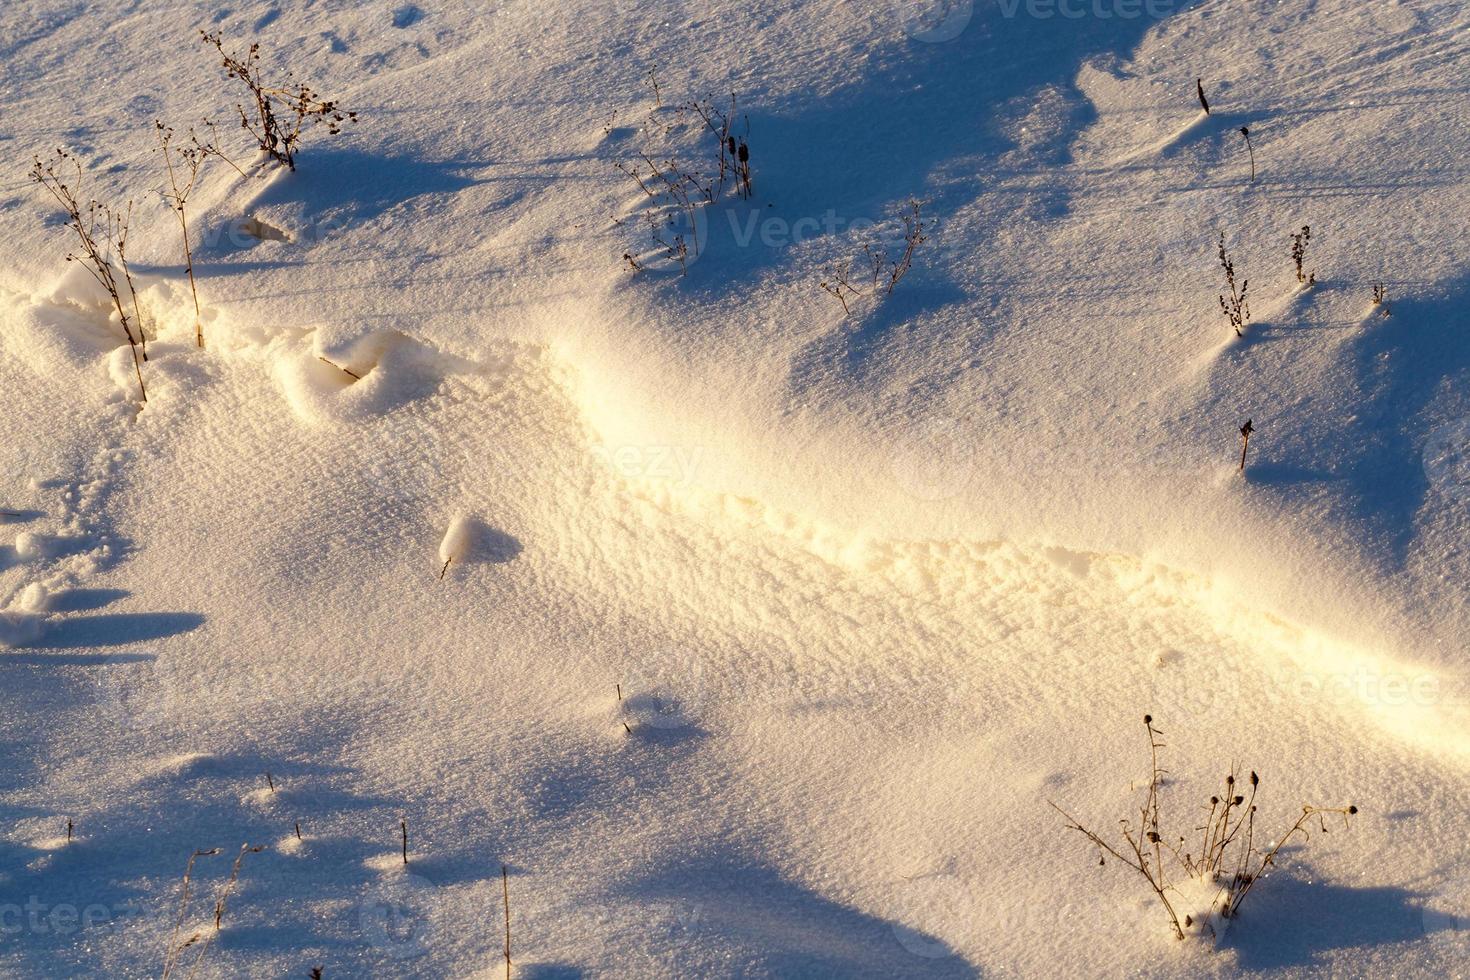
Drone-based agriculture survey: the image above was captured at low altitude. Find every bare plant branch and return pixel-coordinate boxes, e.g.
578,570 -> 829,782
201,31 -> 357,172
30,150 -> 149,402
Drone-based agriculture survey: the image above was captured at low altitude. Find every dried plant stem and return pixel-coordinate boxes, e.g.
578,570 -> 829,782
201,31 -> 356,172
157,122 -> 205,346
162,848 -> 220,980
1217,233 -> 1250,337
1051,716 -> 1356,941
31,151 -> 148,402
502,865 -> 512,979
189,844 -> 263,979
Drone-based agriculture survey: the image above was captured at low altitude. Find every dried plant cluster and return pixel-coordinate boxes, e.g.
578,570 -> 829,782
1372,281 -> 1391,315
615,91 -> 753,275
155,123 -> 208,347
30,150 -> 150,401
1217,232 -> 1250,337
820,199 -> 930,314
28,32 -> 358,392
1050,716 -> 1357,941
201,31 -> 357,172
1291,224 -> 1315,286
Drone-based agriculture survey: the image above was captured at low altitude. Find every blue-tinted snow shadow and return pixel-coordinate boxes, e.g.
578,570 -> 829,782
46,588 -> 131,613
1243,462 -> 1346,487
24,612 -> 205,649
1222,874 -> 1430,971
1336,279 -> 1470,562
651,0 -> 1202,383
788,281 -> 971,390
1218,273 -> 1470,567
749,2 -> 1201,218
201,148 -> 487,254
620,855 -> 981,977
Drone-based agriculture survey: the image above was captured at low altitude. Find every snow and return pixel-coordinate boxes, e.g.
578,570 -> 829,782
2,0 -> 1469,976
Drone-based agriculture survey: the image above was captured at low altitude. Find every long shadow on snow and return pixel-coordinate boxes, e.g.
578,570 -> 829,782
23,612 -> 205,649
622,854 -> 981,977
1222,874 -> 1431,971
200,148 -> 486,254
1337,277 -> 1470,565
666,0 -> 1201,382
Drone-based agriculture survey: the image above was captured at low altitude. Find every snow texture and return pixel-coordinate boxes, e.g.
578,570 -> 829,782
2,0 -> 1469,976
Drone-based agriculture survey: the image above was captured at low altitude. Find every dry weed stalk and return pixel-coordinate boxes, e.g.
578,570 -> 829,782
30,150 -> 149,402
820,200 -> 930,315
1217,233 -> 1250,337
502,865 -> 512,980
1049,716 -> 1357,941
1371,282 -> 1390,316
201,31 -> 357,171
155,122 -> 206,346
1290,225 -> 1315,286
615,90 -> 752,273
186,844 -> 265,978
161,848 -> 220,979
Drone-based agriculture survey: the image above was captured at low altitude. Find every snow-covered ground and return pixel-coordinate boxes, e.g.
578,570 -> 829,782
2,0 -> 1468,976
